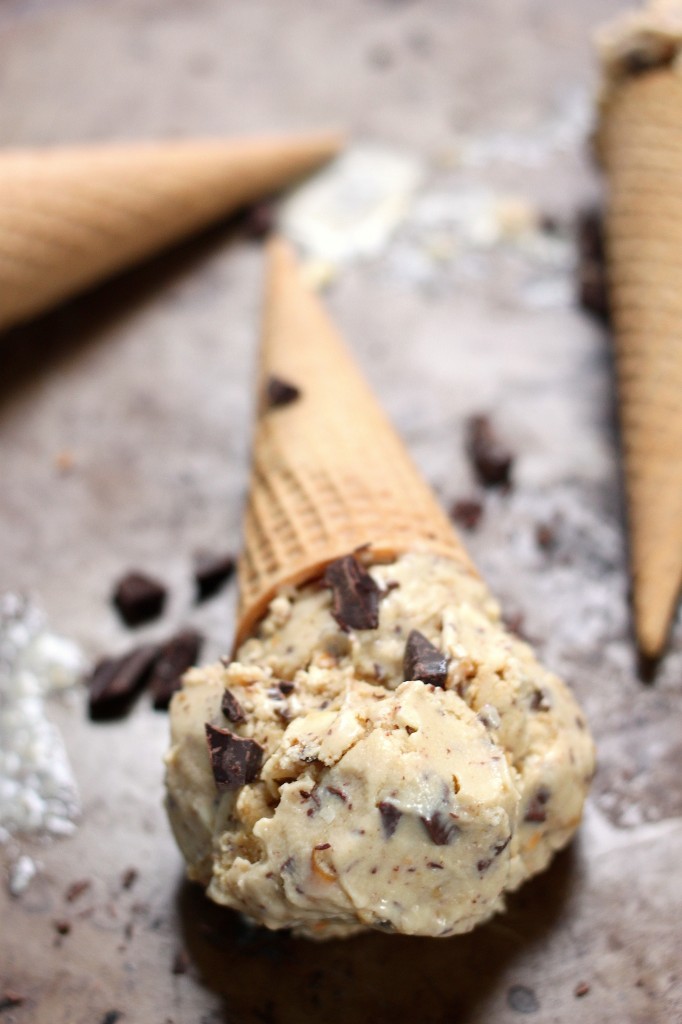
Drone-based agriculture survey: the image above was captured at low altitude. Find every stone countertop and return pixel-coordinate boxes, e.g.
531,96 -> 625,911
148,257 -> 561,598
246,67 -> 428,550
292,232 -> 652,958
1,1 -> 680,1023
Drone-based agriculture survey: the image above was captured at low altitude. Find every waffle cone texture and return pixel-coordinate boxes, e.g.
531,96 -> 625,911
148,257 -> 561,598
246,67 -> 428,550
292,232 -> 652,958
599,67 -> 682,658
0,133 -> 341,332
236,239 -> 475,645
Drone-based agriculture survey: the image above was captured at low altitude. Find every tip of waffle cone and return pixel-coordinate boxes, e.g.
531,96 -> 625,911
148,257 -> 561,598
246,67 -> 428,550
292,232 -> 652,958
633,553 -> 682,659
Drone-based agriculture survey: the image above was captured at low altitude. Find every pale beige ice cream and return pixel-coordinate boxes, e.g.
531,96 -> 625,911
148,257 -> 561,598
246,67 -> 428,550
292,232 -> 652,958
165,552 -> 595,939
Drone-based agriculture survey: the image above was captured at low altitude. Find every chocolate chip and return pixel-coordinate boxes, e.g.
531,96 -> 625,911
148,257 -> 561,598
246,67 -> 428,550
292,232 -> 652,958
121,867 -> 138,890
205,724 -> 264,791
87,643 -> 159,720
277,681 -> 295,695
150,629 -> 203,710
574,981 -> 590,998
193,551 -> 235,602
524,786 -> 550,823
65,879 -> 91,903
377,801 -> 402,839
450,497 -> 484,531
530,688 -> 550,712
403,630 -> 448,687
112,571 -> 167,627
54,919 -> 71,935
0,991 -> 24,1012
507,985 -> 540,1014
324,555 -> 380,631
221,688 -> 247,724
421,812 -> 459,846
466,415 -> 513,488
265,376 -> 301,410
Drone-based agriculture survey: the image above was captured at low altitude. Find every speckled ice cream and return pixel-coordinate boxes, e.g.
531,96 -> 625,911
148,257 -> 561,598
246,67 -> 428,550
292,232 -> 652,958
165,552 -> 594,939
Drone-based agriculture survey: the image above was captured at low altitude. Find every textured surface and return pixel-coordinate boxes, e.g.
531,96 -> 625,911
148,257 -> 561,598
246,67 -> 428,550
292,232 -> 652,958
0,0 -> 681,1023
0,135 -> 340,331
237,240 -> 472,643
600,68 -> 682,657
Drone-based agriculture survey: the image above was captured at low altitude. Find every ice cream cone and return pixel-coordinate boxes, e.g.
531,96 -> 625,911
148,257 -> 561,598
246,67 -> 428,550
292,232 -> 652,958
0,133 -> 342,332
597,9 -> 682,658
236,238 -> 475,645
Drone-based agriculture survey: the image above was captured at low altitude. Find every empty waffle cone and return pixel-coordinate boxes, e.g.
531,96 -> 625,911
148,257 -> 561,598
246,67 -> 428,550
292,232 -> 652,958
0,133 -> 342,332
597,10 -> 682,658
236,238 -> 475,645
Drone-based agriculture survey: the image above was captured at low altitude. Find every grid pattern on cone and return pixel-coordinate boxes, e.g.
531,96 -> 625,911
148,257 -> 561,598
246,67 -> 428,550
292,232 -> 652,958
236,240 -> 472,644
601,69 -> 682,654
0,136 -> 340,330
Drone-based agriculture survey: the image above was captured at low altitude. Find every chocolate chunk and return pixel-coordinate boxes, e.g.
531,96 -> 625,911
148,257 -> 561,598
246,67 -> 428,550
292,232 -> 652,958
277,680 -> 295,695
477,858 -> 492,873
0,991 -> 24,1011
377,801 -> 402,839
205,723 -> 264,792
529,688 -> 550,712
421,812 -> 459,846
112,571 -> 167,627
193,551 -> 235,602
524,786 -> 550,823
265,375 -> 301,410
150,629 -> 203,710
65,879 -> 91,903
507,985 -> 540,1014
221,688 -> 246,724
121,867 -> 138,890
450,497 -> 484,531
493,835 -> 512,857
100,1013 -> 123,1024
324,555 -> 380,631
574,981 -> 590,998
87,643 -> 159,720
466,415 -> 514,488
403,630 -> 448,688
54,919 -> 71,935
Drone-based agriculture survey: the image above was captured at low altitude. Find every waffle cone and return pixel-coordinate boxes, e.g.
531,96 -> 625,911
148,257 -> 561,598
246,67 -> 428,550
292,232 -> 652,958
236,238 -> 475,645
599,68 -> 682,658
0,133 -> 342,332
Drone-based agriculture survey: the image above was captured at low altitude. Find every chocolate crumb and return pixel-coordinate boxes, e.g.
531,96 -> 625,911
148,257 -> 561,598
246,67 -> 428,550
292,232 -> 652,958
403,630 -> 448,687
324,555 -> 381,631
112,571 -> 166,627
87,643 -> 159,720
205,723 -> 264,791
221,688 -> 247,724
277,681 -> 295,695
524,786 -> 550,823
493,835 -> 512,857
0,991 -> 24,1012
265,376 -> 301,410
193,551 -> 235,602
172,949 -> 190,976
65,878 -> 91,903
421,812 -> 459,846
121,867 -> 138,890
507,985 -> 540,1014
530,688 -> 550,712
54,919 -> 71,935
314,843 -> 331,851
100,1013 -> 123,1024
377,801 -> 402,839
477,858 -> 492,873
466,414 -> 514,488
327,786 -> 349,804
574,981 -> 590,998
450,497 -> 484,531
150,629 -> 203,710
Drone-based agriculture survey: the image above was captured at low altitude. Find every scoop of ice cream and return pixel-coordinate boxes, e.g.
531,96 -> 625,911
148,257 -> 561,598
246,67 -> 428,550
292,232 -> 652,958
165,552 -> 595,939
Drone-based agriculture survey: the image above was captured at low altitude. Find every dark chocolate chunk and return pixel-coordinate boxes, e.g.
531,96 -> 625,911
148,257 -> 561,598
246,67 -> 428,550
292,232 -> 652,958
65,879 -> 91,903
450,497 -> 484,531
54,919 -> 71,935
205,723 -> 264,792
265,375 -> 301,410
0,991 -> 24,1012
377,801 -> 402,839
529,688 -> 550,712
421,811 -> 460,846
403,630 -> 448,687
324,555 -> 380,631
150,629 -> 203,710
277,680 -> 295,695
524,786 -> 550,823
466,414 -> 514,488
493,835 -> 512,857
221,688 -> 247,724
477,858 -> 492,873
193,551 -> 236,602
507,985 -> 540,1014
112,571 -> 167,627
87,643 -> 159,720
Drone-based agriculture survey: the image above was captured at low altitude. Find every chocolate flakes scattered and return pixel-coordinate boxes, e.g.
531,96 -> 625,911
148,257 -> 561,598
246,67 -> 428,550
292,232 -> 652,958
466,414 -> 514,489
112,571 -> 167,627
421,811 -> 459,846
265,375 -> 301,410
221,688 -> 247,723
403,630 -> 448,688
87,643 -> 159,720
377,801 -> 402,839
193,551 -> 235,602
324,555 -> 380,631
150,629 -> 203,710
205,723 -> 264,792
65,878 -> 91,903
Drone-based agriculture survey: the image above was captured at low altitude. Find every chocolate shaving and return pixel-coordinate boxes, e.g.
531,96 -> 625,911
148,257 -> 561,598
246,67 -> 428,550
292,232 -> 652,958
205,723 -> 264,792
403,630 -> 448,688
221,688 -> 247,724
421,811 -> 460,846
193,551 -> 235,602
265,376 -> 301,410
324,555 -> 380,631
0,991 -> 24,1012
87,643 -> 159,720
466,414 -> 513,488
377,801 -> 402,839
65,879 -> 91,903
150,629 -> 203,710
524,786 -> 550,823
121,867 -> 138,890
112,571 -> 167,627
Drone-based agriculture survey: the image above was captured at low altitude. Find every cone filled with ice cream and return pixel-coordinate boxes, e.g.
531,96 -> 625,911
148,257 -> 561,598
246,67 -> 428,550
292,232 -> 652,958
165,240 -> 595,939
0,133 -> 341,333
596,0 -> 682,659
